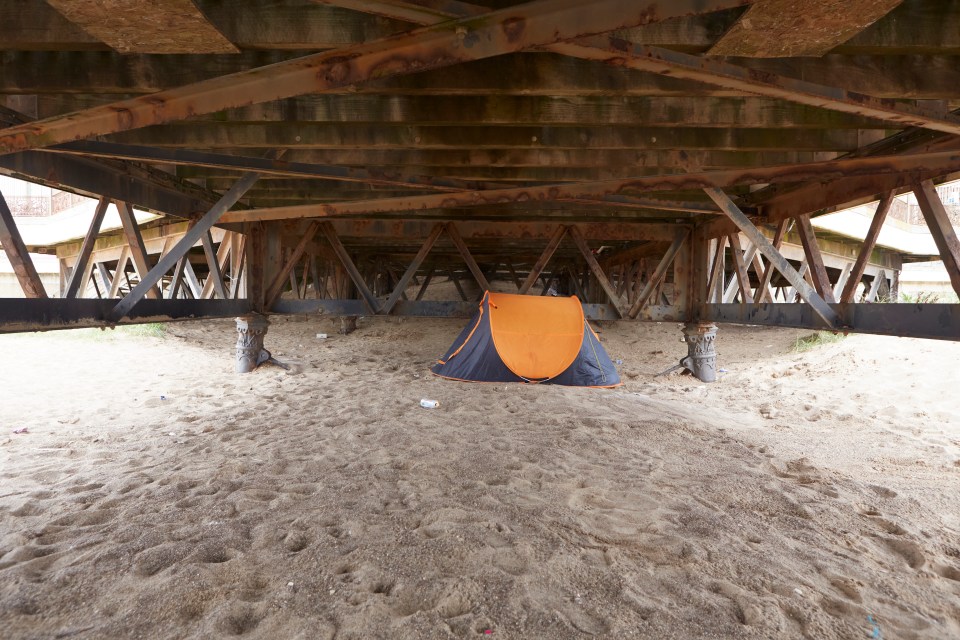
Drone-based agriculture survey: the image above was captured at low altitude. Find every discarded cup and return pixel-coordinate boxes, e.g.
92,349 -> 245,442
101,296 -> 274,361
420,399 -> 439,409
316,333 -> 328,339
12,427 -> 28,434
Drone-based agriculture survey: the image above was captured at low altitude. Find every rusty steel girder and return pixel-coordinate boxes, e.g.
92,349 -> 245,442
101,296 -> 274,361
217,149 -> 960,223
0,0 -> 754,155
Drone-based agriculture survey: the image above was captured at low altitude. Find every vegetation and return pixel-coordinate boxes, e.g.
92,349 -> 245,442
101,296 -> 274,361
793,330 -> 846,352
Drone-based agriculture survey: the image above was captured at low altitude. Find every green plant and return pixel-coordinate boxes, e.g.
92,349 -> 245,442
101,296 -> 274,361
793,330 -> 846,352
116,322 -> 167,338
900,291 -> 944,304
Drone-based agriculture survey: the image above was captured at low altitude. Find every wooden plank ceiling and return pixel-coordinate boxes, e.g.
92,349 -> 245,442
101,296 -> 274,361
0,0 -> 958,257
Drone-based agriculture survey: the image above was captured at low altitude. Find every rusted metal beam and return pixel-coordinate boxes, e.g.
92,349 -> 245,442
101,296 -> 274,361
705,187 -> 840,328
912,180 -> 960,296
45,0 -> 238,54
839,192 -> 893,303
707,0 -> 902,57
111,171 -> 260,318
796,215 -> 837,303
445,222 -> 490,292
0,189 -> 48,298
561,41 -> 960,136
64,196 -> 109,299
627,232 -> 685,319
319,221 -> 379,312
218,149 -> 960,224
701,303 -> 960,341
568,225 -> 623,316
381,223 -> 444,314
313,0 -> 486,23
0,0 -> 755,155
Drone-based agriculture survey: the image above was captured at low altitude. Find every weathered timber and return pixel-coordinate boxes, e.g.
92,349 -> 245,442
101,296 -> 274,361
116,202 -> 161,300
912,180 -> 960,296
218,150 -> 960,223
704,188 -> 840,328
628,232 -> 686,318
111,171 -> 261,318
444,223 -> 491,293
568,225 -> 623,316
727,233 -> 754,304
271,298 -> 621,320
708,0 -> 902,57
796,215 -> 837,303
840,192 -> 894,303
0,190 -> 48,298
201,231 -> 229,300
64,196 -> 109,299
563,41 -> 959,136
319,222 -> 379,312
45,0 -> 238,54
0,0 -> 756,154
266,222 -> 322,308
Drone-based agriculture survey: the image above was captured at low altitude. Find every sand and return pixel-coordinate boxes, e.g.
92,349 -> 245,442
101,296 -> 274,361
1,315 -> 959,639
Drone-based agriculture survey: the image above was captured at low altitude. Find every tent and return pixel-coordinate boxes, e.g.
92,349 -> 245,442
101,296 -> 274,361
431,292 -> 621,387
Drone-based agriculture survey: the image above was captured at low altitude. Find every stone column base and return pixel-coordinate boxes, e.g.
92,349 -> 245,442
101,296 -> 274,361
680,322 -> 718,383
236,314 -> 270,373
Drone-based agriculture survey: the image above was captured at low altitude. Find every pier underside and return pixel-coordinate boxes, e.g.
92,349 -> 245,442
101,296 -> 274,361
1,0 -> 960,356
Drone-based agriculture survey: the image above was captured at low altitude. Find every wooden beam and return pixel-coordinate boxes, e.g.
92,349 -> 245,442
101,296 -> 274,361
444,223 -> 490,292
708,0 -> 902,57
380,223 -> 444,315
116,201 -> 160,300
754,219 -> 790,303
519,226 -> 567,294
107,247 -> 129,298
796,214 -> 837,303
840,192 -> 893,303
45,0 -> 238,54
63,196 -> 109,298
266,222 -> 322,309
706,235 -> 727,304
200,231 -> 229,300
627,233 -> 685,318
912,180 -> 960,296
219,149 -> 960,224
0,0 -> 755,154
562,41 -> 960,136
319,221 -> 379,312
0,189 -> 47,298
706,188 -> 839,326
313,0 -> 486,24
568,225 -> 623,316
727,234 -> 754,304
111,171 -> 259,318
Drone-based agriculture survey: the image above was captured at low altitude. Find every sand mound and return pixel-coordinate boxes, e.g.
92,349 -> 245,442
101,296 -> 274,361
1,317 -> 959,639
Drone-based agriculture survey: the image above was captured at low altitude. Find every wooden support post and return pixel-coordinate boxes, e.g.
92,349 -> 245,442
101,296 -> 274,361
706,235 -> 727,304
168,255 -> 188,299
200,231 -> 229,300
319,221 -> 379,312
108,248 -> 130,298
95,262 -> 113,296
833,262 -> 854,300
628,232 -> 686,319
445,222 -> 490,292
65,196 -> 109,299
266,221 -> 320,308
506,259 -> 521,291
796,214 -> 837,303
416,267 -> 435,301
727,234 -> 754,304
569,225 -> 623,316
245,222 -> 266,311
381,223 -> 443,315
0,190 -> 48,298
116,201 -> 160,300
912,180 -> 960,297
519,225 -> 566,295
705,187 -> 840,328
231,237 -> 247,299
866,269 -> 887,302
755,219 -> 790,304
449,270 -> 468,301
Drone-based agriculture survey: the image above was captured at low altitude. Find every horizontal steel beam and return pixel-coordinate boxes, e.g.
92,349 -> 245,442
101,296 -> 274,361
701,303 -> 960,341
271,298 -> 621,320
0,298 -> 252,333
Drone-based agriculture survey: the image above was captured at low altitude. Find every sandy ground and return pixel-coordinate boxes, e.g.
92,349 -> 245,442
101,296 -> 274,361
1,314 -> 959,639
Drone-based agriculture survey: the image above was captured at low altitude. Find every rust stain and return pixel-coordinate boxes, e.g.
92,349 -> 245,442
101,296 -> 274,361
500,17 -> 526,44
